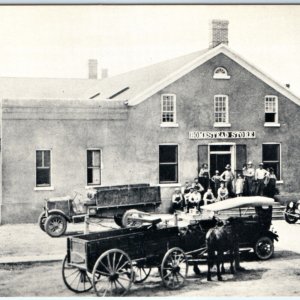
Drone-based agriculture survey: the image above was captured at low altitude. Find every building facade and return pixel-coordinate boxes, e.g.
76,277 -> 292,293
1,20 -> 300,223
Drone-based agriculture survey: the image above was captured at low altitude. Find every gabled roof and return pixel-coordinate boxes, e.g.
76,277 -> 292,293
85,44 -> 300,107
0,77 -> 101,100
84,48 -> 209,101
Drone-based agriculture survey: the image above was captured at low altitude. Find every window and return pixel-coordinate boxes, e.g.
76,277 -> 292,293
265,96 -> 279,124
36,150 -> 51,187
87,150 -> 101,185
159,145 -> 178,183
214,95 -> 229,126
213,67 -> 230,79
161,94 -> 177,125
262,144 -> 281,180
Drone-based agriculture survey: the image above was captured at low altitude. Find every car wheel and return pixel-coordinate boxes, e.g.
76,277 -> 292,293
38,212 -> 47,232
284,209 -> 298,224
45,214 -> 67,237
254,236 -> 274,260
114,214 -> 124,227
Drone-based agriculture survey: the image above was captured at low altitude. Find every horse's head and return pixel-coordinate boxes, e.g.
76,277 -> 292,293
212,216 -> 224,227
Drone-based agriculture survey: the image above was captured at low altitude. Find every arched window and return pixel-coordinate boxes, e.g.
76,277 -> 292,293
213,67 -> 230,79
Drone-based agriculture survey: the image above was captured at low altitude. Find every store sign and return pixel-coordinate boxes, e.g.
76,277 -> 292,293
189,130 -> 256,139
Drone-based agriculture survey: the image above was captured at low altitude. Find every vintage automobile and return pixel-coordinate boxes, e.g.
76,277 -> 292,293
200,196 -> 279,260
284,199 -> 300,224
38,183 -> 161,237
61,196 -> 278,296
124,196 -> 279,260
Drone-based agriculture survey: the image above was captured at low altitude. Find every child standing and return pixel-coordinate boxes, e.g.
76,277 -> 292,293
235,173 -> 244,197
211,170 -> 221,197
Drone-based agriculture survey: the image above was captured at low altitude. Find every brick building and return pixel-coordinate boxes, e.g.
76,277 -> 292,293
1,20 -> 300,223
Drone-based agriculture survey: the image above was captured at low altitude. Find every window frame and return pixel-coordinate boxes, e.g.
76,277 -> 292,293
213,67 -> 231,79
159,144 -> 179,185
35,149 -> 52,190
264,95 -> 280,127
262,143 -> 281,181
87,148 -> 102,186
214,95 -> 231,127
160,94 -> 178,127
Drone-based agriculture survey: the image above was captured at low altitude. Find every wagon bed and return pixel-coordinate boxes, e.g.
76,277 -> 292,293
63,219 -> 211,296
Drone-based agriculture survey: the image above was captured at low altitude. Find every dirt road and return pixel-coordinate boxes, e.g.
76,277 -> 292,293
0,221 -> 300,296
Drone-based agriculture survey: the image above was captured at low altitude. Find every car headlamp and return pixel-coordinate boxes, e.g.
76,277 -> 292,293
289,202 -> 294,208
89,208 -> 97,215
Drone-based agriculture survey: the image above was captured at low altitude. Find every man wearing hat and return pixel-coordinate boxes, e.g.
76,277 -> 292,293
171,187 -> 184,212
220,164 -> 235,197
255,163 -> 269,196
244,161 -> 255,196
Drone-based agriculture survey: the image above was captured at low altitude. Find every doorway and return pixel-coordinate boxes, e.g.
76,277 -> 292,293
209,144 -> 235,177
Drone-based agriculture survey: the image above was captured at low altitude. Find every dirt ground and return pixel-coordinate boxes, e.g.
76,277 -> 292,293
0,220 -> 300,296
0,250 -> 300,297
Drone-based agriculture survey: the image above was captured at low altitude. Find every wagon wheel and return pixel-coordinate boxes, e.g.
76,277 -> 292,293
160,247 -> 188,289
45,214 -> 67,237
38,212 -> 47,232
132,263 -> 152,284
62,255 -> 93,293
122,209 -> 143,228
92,249 -> 134,296
254,236 -> 274,260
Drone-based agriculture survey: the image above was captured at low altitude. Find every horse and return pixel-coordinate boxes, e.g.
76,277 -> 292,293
206,217 -> 240,281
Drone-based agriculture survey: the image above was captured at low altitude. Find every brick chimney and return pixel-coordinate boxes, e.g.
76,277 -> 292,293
88,59 -> 98,79
209,19 -> 229,48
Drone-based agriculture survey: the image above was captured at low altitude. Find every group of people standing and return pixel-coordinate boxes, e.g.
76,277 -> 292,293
171,161 -> 278,213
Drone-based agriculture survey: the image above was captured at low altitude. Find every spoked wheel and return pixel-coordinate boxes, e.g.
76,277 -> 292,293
254,236 -> 274,260
161,247 -> 188,289
62,255 -> 92,293
45,214 -> 67,237
133,263 -> 151,284
92,249 -> 134,297
38,212 -> 47,232
284,209 -> 298,224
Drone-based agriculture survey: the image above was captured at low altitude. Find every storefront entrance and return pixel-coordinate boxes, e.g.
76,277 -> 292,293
209,145 -> 233,176
198,143 -> 246,177
210,154 -> 231,176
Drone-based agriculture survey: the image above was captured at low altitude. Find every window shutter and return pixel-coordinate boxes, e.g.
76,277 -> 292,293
198,145 -> 208,173
235,144 -> 247,174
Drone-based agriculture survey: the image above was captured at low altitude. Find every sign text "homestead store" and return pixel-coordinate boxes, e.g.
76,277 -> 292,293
189,131 -> 256,139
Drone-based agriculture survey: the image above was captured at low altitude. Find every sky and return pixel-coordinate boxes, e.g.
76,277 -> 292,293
0,5 -> 300,94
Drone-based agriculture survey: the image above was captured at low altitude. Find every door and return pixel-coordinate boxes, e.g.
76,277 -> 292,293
209,144 -> 232,176
210,153 -> 231,176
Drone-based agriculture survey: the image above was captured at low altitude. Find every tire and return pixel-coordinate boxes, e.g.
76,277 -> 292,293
132,265 -> 151,284
114,214 -> 124,227
254,236 -> 274,260
92,249 -> 133,296
284,209 -> 298,224
62,255 -> 92,293
160,247 -> 188,289
38,212 -> 47,232
45,214 -> 67,237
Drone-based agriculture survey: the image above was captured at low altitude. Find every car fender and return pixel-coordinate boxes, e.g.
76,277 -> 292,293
264,230 -> 279,242
47,209 -> 71,222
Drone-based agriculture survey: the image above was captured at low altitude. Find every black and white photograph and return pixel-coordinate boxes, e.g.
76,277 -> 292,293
0,3 -> 300,297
